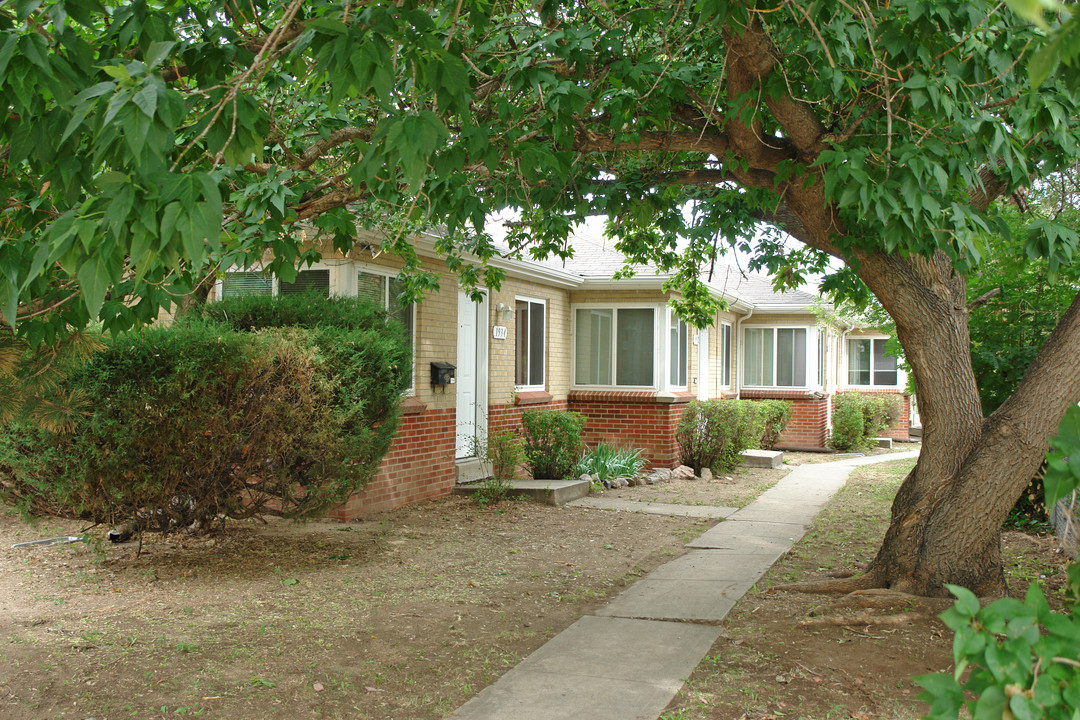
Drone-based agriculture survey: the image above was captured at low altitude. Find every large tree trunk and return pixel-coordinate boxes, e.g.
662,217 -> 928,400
850,251 -> 1080,597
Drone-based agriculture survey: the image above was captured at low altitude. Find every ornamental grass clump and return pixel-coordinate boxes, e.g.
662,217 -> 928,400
577,443 -> 646,484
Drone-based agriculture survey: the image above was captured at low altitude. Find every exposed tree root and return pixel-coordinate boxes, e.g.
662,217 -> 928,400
771,572 -> 885,595
830,588 -> 953,613
799,611 -> 934,628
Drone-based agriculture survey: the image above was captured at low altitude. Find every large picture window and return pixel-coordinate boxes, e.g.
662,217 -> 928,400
744,327 -> 807,387
516,299 -> 545,388
575,307 -> 655,387
847,338 -> 898,386
219,268 -> 329,298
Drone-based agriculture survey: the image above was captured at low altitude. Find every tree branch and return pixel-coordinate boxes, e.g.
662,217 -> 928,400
966,287 -> 1001,311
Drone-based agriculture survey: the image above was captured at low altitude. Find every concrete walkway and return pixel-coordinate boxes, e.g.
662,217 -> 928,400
450,450 -> 920,720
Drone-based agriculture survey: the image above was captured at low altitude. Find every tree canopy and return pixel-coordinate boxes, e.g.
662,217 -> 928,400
3,0 -> 1078,335
4,0 -> 1080,594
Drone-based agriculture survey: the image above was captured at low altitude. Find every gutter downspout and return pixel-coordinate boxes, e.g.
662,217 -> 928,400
735,307 -> 754,400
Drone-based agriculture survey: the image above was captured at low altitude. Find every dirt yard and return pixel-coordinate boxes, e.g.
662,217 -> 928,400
1,447 -> 1069,720
658,457 -> 1074,720
0,463 -> 789,720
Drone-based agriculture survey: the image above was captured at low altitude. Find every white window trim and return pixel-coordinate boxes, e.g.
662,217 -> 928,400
666,308 -> 689,392
571,303 -> 662,390
740,324 -> 817,390
356,264 -> 417,395
842,335 -> 901,389
514,296 -> 547,392
720,321 -> 732,389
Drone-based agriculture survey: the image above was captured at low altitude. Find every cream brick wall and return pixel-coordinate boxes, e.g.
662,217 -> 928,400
487,279 -> 572,405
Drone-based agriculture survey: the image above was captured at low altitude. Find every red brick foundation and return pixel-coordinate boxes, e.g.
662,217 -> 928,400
740,390 -> 830,449
327,405 -> 457,520
567,391 -> 694,469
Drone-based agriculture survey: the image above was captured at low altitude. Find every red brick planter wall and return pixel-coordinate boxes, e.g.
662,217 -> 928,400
739,389 -> 830,449
567,390 -> 694,469
327,406 -> 456,521
487,396 -> 570,436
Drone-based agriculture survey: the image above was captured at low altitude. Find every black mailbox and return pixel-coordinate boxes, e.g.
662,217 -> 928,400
430,361 -> 456,385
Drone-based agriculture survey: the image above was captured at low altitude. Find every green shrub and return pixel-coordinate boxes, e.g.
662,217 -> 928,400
520,409 -> 587,479
828,392 -> 901,452
0,294 -> 411,531
676,399 -> 762,474
487,429 -> 525,483
757,400 -> 793,449
577,443 -> 646,484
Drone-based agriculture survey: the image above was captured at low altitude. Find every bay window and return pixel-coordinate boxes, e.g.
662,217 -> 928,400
744,327 -> 807,387
574,307 -> 655,387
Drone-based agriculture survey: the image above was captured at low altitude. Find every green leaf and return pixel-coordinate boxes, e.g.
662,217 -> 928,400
76,256 -> 110,319
281,578 -> 299,586
947,584 -> 981,617
972,685 -> 1007,720
143,40 -> 176,69
0,32 -> 18,81
132,83 -> 158,118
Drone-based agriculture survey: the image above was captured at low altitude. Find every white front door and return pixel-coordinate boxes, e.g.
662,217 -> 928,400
456,290 -> 488,459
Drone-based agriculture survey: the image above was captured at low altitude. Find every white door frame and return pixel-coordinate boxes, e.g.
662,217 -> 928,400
697,327 -> 709,400
455,289 -> 489,459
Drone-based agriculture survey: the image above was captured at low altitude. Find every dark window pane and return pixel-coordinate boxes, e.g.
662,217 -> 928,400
280,269 -> 330,296
222,271 -> 272,298
516,300 -> 529,386
529,302 -> 545,387
873,339 -> 898,386
616,309 -> 654,386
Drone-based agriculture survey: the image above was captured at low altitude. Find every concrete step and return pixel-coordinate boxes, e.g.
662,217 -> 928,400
453,478 -> 590,506
876,437 -> 894,449
740,449 -> 784,469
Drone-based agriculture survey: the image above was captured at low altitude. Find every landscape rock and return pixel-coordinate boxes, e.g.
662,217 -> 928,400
700,467 -> 713,482
672,465 -> 695,480
628,476 -> 646,487
612,477 -> 630,488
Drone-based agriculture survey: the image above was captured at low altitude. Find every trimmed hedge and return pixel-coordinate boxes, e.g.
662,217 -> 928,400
828,392 -> 901,452
0,294 -> 411,531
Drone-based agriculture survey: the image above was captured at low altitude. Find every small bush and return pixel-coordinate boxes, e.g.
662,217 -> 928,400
828,392 -> 902,452
520,409 -> 587,479
676,399 -> 762,474
577,443 -> 646,483
757,400 -> 793,449
487,429 -> 525,483
0,294 -> 411,531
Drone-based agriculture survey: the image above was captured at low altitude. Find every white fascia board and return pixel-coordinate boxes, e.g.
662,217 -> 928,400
412,232 -> 583,289
748,303 -> 819,314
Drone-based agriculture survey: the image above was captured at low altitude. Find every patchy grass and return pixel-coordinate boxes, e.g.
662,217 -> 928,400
659,457 -> 1072,720
0,496 -> 709,719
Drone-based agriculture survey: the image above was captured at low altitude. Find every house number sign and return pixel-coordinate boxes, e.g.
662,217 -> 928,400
492,326 -> 508,340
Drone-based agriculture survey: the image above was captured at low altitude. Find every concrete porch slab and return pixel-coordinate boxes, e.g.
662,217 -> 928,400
454,479 -> 590,505
740,449 -> 784,468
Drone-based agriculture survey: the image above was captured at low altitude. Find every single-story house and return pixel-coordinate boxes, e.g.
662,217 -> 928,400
216,229 -> 912,520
